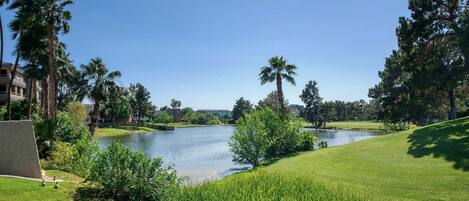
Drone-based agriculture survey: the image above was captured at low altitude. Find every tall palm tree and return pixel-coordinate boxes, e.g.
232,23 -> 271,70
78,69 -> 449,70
5,0 -> 27,120
81,58 -> 121,135
38,0 -> 72,119
259,56 -> 297,110
0,0 -> 10,76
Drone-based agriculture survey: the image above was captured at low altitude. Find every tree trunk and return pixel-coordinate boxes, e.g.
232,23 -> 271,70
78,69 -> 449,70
47,20 -> 57,119
42,78 -> 49,118
89,101 -> 100,135
448,89 -> 457,120
27,79 -> 33,118
6,51 -> 21,120
275,74 -> 285,110
0,15 -> 3,80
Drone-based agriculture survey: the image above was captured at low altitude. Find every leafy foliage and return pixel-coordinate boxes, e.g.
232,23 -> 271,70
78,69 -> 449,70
229,112 -> 269,166
300,80 -> 323,128
232,97 -> 253,122
154,111 -> 173,123
86,142 -> 181,201
229,108 -> 316,166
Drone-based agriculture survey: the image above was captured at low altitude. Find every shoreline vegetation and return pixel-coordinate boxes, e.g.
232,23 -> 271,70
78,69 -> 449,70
2,117 -> 468,200
94,123 -> 228,138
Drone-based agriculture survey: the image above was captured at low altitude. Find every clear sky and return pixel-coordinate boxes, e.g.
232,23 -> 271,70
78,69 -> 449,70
1,0 -> 410,110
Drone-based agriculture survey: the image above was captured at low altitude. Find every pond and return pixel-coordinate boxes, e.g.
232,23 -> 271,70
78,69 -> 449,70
96,126 -> 379,182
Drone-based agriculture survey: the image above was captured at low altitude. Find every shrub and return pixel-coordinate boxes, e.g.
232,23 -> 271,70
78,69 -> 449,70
380,121 -> 410,134
229,108 -> 316,166
154,111 -> 173,123
66,101 -> 87,127
318,141 -> 328,149
228,113 -> 269,166
86,142 -> 181,201
43,137 -> 98,177
0,106 -> 5,120
298,131 -> 317,151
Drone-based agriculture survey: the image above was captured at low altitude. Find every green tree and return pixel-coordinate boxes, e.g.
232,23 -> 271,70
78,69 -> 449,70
259,56 -> 297,110
300,80 -> 323,128
232,97 -> 253,122
397,0 -> 468,120
0,0 -> 8,86
129,83 -> 152,124
153,111 -> 173,124
103,86 -> 131,126
81,57 -> 121,135
257,91 -> 288,111
229,111 -> 269,167
170,98 -> 181,109
40,0 -> 73,119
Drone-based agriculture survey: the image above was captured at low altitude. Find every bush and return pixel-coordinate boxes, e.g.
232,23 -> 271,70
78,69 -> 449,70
0,106 -> 5,120
380,121 -> 410,134
154,111 -> 173,123
229,108 -> 316,166
298,131 -> 316,151
43,137 -> 98,177
66,101 -> 87,127
228,113 -> 269,166
318,141 -> 328,149
86,142 -> 181,201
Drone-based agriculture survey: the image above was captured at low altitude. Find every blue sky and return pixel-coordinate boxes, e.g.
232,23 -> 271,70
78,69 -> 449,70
1,0 -> 409,110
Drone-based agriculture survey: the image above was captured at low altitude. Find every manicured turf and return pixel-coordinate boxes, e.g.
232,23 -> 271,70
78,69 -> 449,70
0,170 -> 81,201
323,121 -> 384,130
221,117 -> 467,200
94,126 -> 156,137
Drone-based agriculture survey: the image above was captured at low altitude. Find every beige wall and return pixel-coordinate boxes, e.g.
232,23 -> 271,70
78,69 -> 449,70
0,120 -> 42,179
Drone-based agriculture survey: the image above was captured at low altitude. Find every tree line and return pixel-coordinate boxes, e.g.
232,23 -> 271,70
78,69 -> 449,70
369,0 -> 469,126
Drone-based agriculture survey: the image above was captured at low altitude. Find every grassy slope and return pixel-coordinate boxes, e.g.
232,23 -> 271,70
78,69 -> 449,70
191,117 -> 469,201
94,126 -> 156,137
0,170 -> 82,201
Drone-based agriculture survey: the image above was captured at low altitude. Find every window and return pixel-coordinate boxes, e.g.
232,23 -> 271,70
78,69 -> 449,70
0,85 -> 6,92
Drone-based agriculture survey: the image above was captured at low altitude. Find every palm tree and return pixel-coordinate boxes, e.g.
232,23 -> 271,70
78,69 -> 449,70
81,58 -> 121,135
5,0 -> 27,120
38,0 -> 72,119
0,0 -> 10,77
259,56 -> 297,110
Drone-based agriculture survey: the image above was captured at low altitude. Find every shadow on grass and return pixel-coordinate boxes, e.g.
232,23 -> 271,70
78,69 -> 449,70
73,186 -> 102,201
407,118 -> 469,171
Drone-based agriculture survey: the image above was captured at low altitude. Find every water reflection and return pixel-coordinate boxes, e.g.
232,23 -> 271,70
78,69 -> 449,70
96,126 -> 378,182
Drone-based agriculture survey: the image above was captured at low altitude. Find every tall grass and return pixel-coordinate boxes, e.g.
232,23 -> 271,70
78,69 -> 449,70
179,170 -> 368,201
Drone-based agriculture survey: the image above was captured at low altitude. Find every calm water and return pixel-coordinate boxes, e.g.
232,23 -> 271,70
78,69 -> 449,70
96,126 -> 378,182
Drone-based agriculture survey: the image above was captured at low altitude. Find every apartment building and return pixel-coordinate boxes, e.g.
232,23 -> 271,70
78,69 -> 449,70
0,63 -> 41,105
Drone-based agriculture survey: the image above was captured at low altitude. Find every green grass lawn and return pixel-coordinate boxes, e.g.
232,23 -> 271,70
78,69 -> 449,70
94,126 -> 156,137
323,121 -> 384,130
188,117 -> 469,201
0,170 -> 82,201
320,121 -> 418,131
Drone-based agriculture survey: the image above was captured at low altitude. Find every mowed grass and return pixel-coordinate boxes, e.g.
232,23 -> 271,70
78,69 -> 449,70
94,126 -> 156,137
0,170 -> 81,201
323,121 -> 384,130
187,117 -> 469,201
322,121 -> 418,131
